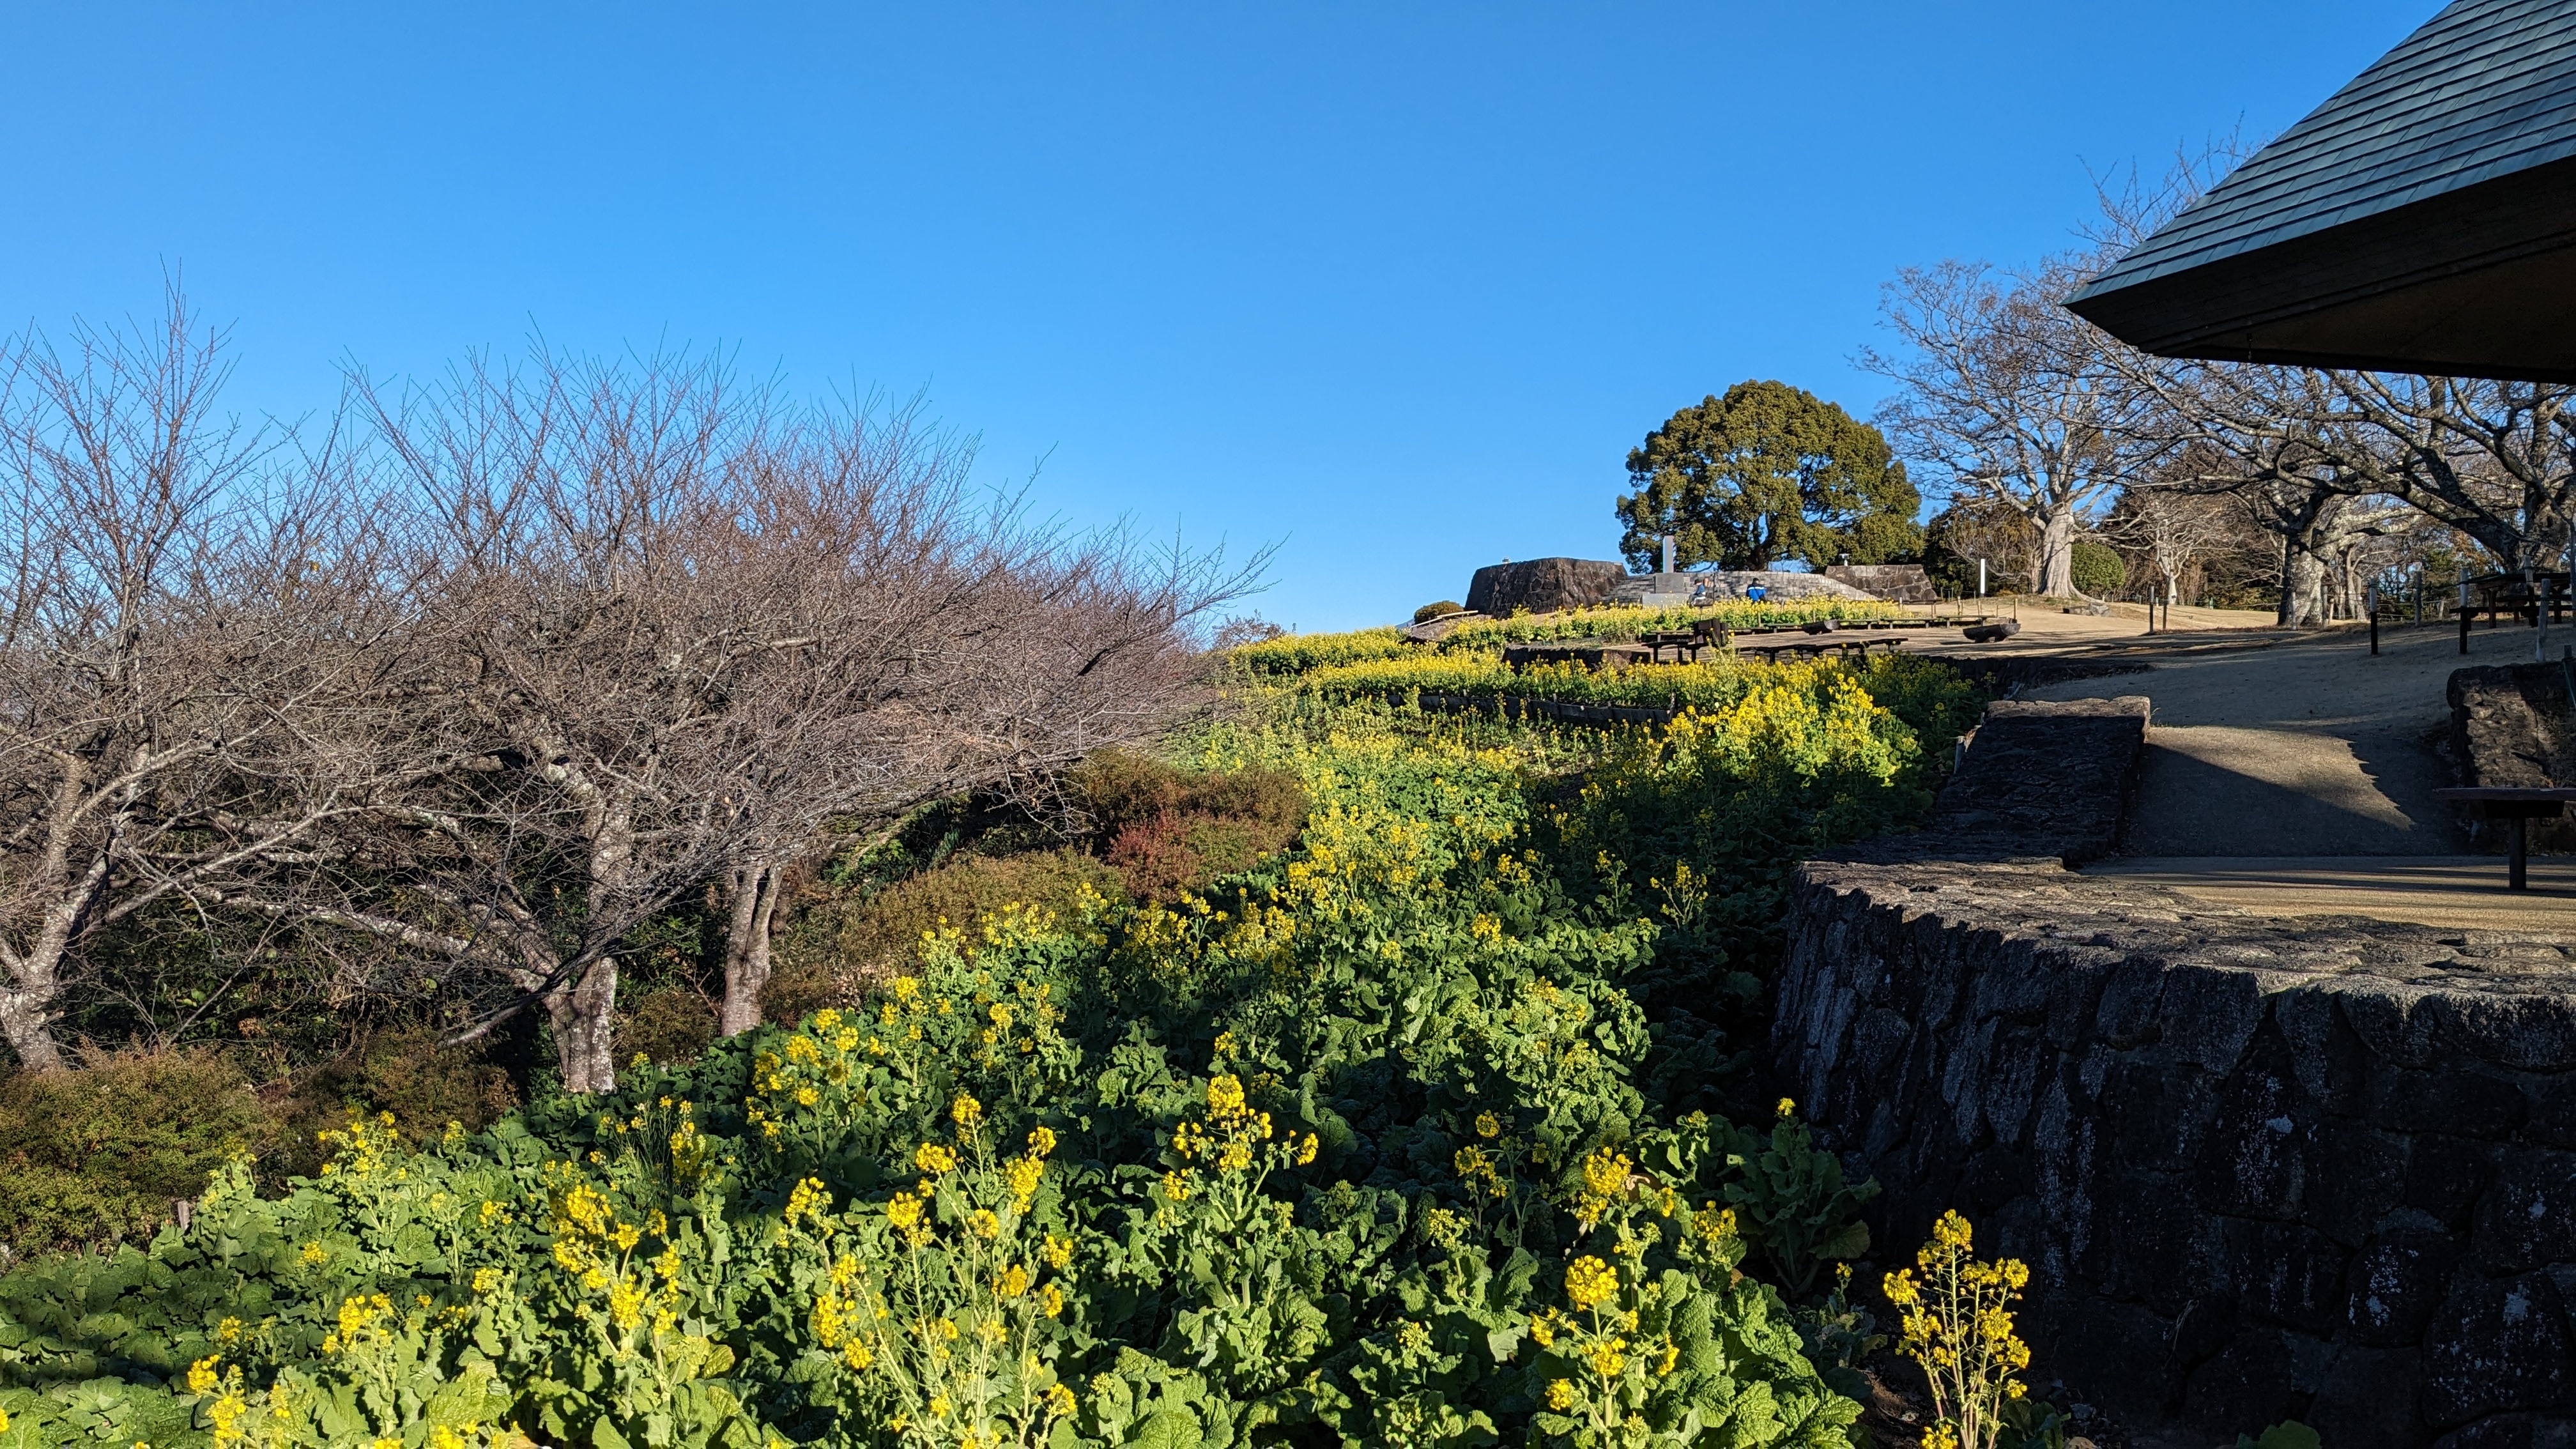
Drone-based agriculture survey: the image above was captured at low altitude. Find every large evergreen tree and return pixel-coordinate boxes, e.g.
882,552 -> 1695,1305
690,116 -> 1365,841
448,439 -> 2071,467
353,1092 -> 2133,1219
1615,379 -> 1922,571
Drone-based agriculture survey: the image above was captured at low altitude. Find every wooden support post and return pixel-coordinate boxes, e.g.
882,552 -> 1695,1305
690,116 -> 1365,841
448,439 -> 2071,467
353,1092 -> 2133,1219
2513,815 -> 2530,892
2463,606 -> 2473,655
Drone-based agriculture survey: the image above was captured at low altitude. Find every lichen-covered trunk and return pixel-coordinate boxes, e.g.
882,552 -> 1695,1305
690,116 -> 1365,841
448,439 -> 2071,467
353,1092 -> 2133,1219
720,862 -> 784,1037
2,778 -> 112,1073
2035,503 -> 2077,598
546,956 -> 619,1094
2280,542 -> 2330,627
0,970 -> 63,1071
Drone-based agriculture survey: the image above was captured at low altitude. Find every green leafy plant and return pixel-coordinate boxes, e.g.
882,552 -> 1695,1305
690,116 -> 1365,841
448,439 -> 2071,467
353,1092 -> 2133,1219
1724,1101 -> 1880,1299
1884,1211 -> 2034,1449
0,641 -> 1984,1447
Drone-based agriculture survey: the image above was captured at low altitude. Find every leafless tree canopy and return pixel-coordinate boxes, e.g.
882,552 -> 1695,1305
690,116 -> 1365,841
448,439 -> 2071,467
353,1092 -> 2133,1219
1874,145 -> 2573,628
0,298 -> 413,1070
1862,252 -> 2180,599
0,304 -> 1262,1089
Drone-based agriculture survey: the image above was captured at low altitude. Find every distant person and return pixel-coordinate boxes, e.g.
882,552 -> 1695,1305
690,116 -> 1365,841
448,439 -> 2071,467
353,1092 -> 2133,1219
1745,581 -> 1768,603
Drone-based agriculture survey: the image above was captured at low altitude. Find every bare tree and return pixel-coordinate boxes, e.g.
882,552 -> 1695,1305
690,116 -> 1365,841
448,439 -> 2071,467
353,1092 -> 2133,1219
2089,150 -> 2576,621
2303,375 -> 2576,579
2101,482 -> 2241,615
1863,254 -> 2179,597
0,298 -> 395,1070
706,484 -> 1266,1038
261,351 -> 822,1094
199,353 -> 1264,1091
2129,358 -> 2570,622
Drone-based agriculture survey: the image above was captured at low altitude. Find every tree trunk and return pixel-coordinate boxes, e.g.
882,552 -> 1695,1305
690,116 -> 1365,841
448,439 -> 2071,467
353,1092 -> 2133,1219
0,970 -> 63,1071
546,956 -> 620,1094
720,862 -> 785,1037
2335,550 -> 2369,621
2033,503 -> 2076,597
2281,544 -> 2329,627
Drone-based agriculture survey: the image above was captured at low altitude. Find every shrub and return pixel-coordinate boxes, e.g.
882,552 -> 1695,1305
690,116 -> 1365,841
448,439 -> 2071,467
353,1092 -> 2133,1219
622,988 -> 720,1068
261,1029 -> 523,1176
1413,600 -> 1464,623
1070,749 -> 1307,903
2071,538 -> 2126,597
1069,749 -> 1305,837
342,1031 -> 519,1138
0,1051 -> 276,1258
827,850 -> 1128,983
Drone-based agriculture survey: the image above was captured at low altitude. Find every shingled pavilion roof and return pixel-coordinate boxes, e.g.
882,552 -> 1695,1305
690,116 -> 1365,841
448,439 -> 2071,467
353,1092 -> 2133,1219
2065,0 -> 2576,381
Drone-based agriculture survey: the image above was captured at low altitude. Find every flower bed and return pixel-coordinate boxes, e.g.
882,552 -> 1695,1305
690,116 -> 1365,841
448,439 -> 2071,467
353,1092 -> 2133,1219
0,643 -> 1978,1448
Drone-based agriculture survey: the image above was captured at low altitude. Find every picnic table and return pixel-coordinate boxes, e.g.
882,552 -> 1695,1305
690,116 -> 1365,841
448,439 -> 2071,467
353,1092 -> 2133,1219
2432,786 -> 2576,890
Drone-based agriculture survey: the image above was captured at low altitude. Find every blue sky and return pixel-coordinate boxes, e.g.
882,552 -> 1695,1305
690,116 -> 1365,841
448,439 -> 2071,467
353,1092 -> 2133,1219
3,3 -> 2430,630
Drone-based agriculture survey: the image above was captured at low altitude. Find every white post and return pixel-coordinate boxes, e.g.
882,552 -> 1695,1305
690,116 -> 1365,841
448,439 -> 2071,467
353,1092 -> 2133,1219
1660,534 -> 1675,576
1977,559 -> 1988,598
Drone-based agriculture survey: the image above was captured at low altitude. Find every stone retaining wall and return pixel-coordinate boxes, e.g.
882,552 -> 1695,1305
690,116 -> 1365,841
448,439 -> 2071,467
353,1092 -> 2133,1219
1777,698 -> 2576,1448
2451,661 -> 2576,852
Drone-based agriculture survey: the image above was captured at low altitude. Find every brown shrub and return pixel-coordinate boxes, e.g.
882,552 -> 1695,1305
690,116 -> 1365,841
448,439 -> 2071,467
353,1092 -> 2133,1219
842,851 -> 1126,970
1105,813 -> 1300,903
751,753 -> 1307,1024
758,955 -> 842,1032
622,987 -> 719,1067
762,850 -> 1128,1021
1075,750 -> 1306,902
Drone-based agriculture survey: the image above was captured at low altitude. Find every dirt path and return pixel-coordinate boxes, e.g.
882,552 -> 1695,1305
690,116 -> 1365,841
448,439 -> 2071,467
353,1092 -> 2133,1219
2010,616 -> 2547,856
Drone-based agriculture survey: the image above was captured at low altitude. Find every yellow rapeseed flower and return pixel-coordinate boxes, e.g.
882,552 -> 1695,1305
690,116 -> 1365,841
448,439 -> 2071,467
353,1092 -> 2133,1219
1581,1148 -> 1631,1198
1564,1256 -> 1618,1312
1006,1154 -> 1045,1208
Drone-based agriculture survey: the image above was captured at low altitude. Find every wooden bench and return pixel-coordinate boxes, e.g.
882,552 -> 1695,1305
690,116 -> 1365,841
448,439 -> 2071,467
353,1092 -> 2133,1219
2432,786 -> 2576,890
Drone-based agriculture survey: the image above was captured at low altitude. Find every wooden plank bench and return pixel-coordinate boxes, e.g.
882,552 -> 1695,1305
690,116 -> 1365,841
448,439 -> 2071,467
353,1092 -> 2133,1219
2432,786 -> 2576,890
